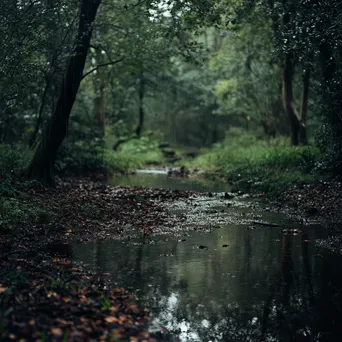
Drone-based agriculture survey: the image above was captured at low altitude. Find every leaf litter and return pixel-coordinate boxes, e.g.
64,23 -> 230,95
0,178 -> 193,341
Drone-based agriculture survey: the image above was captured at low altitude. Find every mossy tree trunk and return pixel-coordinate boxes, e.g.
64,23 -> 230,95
26,0 -> 102,185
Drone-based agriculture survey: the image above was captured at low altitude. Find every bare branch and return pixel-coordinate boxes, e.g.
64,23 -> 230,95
81,58 -> 124,80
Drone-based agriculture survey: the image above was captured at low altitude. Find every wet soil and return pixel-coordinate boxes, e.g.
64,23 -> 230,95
278,181 -> 342,224
1,174 -> 342,341
276,181 -> 342,253
0,178 -> 194,342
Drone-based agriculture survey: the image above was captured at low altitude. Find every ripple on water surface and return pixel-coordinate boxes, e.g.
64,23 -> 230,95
55,173 -> 342,341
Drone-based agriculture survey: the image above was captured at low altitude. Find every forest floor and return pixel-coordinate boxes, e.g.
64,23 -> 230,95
0,178 -> 193,342
1,175 -> 342,341
275,180 -> 342,252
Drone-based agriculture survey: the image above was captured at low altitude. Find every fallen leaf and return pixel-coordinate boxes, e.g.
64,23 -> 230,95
51,327 -> 63,337
0,286 -> 8,294
104,316 -> 118,323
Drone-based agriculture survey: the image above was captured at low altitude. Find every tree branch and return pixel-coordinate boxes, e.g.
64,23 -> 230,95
81,58 -> 124,80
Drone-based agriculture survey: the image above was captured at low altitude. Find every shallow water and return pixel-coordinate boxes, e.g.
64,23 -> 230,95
108,170 -> 232,193
55,173 -> 342,341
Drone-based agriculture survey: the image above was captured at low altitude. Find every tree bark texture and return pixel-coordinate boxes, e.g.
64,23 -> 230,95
282,53 -> 302,146
135,69 -> 145,138
299,69 -> 310,145
26,0 -> 102,185
93,78 -> 105,136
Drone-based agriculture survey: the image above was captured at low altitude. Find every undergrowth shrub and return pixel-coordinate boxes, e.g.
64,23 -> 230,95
104,136 -> 163,173
0,144 -> 31,176
0,144 -> 54,231
56,138 -> 107,175
186,129 -> 326,194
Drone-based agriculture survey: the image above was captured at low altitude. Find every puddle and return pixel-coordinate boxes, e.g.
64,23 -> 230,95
52,173 -> 342,341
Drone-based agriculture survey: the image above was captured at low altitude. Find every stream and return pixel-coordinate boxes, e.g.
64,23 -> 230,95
55,171 -> 342,341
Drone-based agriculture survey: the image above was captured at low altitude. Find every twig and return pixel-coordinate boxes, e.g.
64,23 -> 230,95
251,221 -> 282,227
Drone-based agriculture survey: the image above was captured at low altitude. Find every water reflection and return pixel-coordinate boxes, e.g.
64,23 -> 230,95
108,172 -> 232,193
67,223 -> 342,341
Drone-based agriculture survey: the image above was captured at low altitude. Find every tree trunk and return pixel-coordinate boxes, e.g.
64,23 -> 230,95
282,53 -> 301,146
93,79 -> 105,136
135,69 -> 145,138
319,41 -> 342,176
299,69 -> 310,145
26,0 -> 102,185
29,77 -> 51,148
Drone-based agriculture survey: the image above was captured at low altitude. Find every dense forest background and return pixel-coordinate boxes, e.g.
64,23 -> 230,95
1,0 -> 342,188
2,3 -> 342,339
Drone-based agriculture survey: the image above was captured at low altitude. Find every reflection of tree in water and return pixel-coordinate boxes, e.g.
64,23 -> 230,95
259,234 -> 342,342
71,231 -> 342,342
139,235 -> 342,342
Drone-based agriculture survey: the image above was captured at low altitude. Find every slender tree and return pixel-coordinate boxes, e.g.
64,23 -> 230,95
26,0 -> 102,185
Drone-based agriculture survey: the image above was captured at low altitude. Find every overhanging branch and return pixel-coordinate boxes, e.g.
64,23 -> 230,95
81,57 -> 124,80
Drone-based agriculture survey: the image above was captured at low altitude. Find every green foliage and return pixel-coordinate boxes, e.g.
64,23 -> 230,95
0,0 -> 77,144
104,137 -> 163,173
0,145 -> 32,176
0,145 -> 31,200
1,0 -> 342,179
0,198 -> 56,230
56,139 -> 107,176
101,296 -> 112,311
0,145 -> 55,231
188,129 -> 325,195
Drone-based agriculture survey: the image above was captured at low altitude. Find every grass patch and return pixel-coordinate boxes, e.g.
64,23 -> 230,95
185,129 -> 328,195
104,136 -> 163,173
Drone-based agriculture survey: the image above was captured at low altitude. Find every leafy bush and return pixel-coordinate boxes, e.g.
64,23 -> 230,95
55,139 -> 107,175
0,144 -> 32,176
0,144 -> 30,203
0,144 -> 55,232
104,136 -> 163,173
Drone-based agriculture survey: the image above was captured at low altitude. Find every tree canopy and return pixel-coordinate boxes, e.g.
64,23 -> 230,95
1,0 -> 342,182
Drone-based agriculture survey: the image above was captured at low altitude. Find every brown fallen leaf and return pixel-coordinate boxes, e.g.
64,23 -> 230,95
104,316 -> 118,323
0,286 -> 8,294
51,327 -> 63,337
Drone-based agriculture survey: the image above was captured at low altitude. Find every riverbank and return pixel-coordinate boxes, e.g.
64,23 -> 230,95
0,178 -> 194,341
1,171 -> 342,340
276,181 -> 342,224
